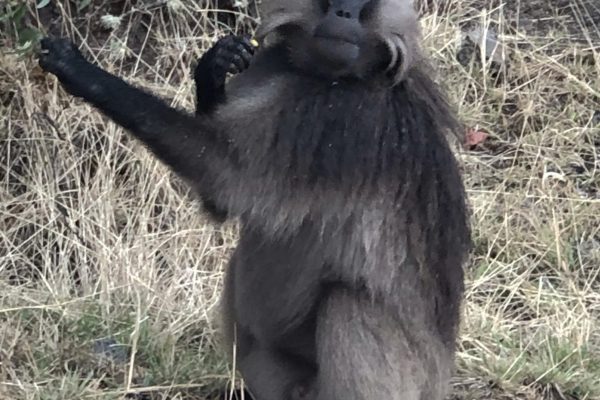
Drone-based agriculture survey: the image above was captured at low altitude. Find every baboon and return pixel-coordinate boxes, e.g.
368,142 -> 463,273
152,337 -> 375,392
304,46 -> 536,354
38,0 -> 471,399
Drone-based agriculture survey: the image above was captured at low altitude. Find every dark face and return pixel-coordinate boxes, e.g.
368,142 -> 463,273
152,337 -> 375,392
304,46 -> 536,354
256,0 -> 420,83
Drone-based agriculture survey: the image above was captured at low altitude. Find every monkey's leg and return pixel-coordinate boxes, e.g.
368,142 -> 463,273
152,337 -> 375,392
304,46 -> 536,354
194,35 -> 255,115
39,37 -> 231,190
222,236 -> 320,400
313,288 -> 454,400
228,298 -> 318,400
236,340 -> 316,400
223,300 -> 316,400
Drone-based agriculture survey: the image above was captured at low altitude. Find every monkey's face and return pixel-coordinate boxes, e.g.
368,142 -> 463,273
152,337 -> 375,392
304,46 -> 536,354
256,0 -> 420,83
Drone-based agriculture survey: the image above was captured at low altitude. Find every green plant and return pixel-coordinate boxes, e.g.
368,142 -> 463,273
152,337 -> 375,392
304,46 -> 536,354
0,1 -> 44,55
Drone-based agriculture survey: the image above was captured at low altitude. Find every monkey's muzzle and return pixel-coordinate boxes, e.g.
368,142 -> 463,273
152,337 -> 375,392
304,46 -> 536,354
313,14 -> 362,69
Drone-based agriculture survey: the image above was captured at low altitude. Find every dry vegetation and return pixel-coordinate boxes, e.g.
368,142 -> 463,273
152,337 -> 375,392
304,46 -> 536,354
1,0 -> 599,399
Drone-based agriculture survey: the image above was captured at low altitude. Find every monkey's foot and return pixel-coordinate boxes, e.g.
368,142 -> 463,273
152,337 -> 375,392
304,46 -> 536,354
195,35 -> 256,87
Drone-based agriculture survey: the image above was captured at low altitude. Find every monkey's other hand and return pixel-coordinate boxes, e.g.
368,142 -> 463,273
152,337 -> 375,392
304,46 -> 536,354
39,37 -> 94,98
195,35 -> 256,87
39,37 -> 86,79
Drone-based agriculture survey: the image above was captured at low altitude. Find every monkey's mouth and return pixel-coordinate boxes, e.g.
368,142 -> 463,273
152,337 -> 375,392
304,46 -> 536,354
312,16 -> 362,69
312,36 -> 360,68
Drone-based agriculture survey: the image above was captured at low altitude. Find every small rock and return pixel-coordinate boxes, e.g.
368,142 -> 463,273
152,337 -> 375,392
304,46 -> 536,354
92,337 -> 129,364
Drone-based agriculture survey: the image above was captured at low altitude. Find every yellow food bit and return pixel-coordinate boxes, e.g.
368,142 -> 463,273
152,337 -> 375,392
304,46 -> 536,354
250,38 -> 259,48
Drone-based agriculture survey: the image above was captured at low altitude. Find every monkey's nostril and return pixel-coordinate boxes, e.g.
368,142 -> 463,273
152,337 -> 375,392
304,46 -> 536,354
333,9 -> 353,19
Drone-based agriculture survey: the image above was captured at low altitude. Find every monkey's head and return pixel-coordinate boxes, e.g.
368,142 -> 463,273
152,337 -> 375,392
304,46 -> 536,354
256,0 -> 421,84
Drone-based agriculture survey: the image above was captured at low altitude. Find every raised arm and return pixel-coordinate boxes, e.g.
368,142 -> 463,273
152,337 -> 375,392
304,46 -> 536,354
39,37 -> 235,194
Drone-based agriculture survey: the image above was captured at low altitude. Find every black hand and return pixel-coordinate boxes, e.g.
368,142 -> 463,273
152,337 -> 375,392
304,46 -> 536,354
39,37 -> 97,99
194,35 -> 256,115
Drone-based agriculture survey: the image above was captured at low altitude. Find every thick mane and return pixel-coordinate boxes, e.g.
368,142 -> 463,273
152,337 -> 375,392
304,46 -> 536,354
292,68 -> 469,333
215,45 -> 470,341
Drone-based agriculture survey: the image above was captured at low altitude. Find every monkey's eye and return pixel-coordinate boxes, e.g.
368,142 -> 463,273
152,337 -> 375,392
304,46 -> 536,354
317,0 -> 330,13
359,0 -> 378,22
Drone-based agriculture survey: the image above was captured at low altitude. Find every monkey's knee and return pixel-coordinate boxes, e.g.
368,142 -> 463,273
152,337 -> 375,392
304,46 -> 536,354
289,380 -> 317,400
237,346 -> 315,400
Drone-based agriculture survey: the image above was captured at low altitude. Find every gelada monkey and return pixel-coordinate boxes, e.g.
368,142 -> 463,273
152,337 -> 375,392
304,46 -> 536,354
38,0 -> 471,398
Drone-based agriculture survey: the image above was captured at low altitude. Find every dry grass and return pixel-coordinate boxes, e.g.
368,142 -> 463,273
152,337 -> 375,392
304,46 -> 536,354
1,0 -> 599,399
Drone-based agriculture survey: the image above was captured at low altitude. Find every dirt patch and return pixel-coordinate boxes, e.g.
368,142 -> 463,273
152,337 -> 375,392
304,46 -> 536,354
502,0 -> 600,39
